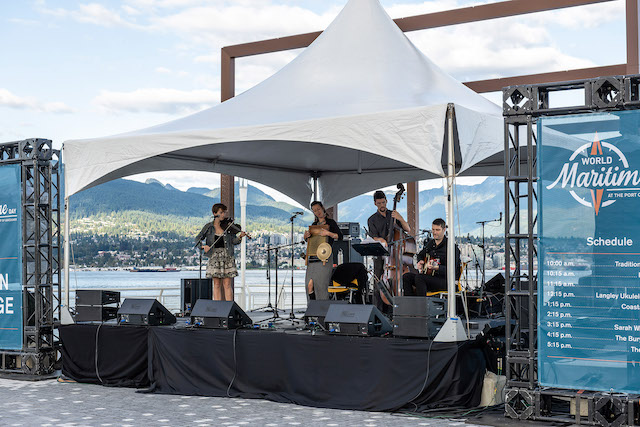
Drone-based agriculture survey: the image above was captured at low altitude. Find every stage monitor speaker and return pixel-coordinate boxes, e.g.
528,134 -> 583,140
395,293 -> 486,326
393,296 -> 445,317
324,304 -> 392,336
75,305 -> 119,322
393,316 -> 444,338
304,300 -> 348,328
181,278 -> 212,314
332,238 -> 363,265
485,273 -> 505,294
190,299 -> 252,329
117,298 -> 176,326
76,290 -> 120,306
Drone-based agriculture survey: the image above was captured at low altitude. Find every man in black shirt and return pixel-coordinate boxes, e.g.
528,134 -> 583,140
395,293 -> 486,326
403,218 -> 461,296
367,190 -> 411,304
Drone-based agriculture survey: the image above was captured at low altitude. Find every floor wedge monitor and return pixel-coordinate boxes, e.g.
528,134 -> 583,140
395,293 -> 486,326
190,299 -> 252,329
324,304 -> 392,336
117,298 -> 176,326
304,300 -> 348,328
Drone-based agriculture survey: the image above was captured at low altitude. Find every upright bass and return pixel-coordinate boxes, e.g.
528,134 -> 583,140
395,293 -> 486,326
382,183 -> 417,302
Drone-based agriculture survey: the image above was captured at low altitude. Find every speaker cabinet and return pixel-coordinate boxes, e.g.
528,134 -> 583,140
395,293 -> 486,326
190,300 -> 252,329
75,305 -> 119,322
324,304 -> 392,336
304,300 -> 348,328
392,297 -> 445,317
117,298 -> 176,326
76,290 -> 120,306
181,278 -> 212,314
332,238 -> 363,265
392,316 -> 444,338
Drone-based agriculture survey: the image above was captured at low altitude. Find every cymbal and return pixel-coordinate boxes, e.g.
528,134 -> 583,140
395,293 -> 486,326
316,242 -> 332,262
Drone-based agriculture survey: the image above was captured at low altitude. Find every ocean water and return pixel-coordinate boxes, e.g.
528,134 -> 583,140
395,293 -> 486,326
63,268 -> 505,312
65,269 -> 307,312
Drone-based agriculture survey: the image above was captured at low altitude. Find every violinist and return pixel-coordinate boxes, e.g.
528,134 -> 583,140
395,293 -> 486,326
195,203 -> 246,301
402,218 -> 461,296
367,190 -> 410,281
303,201 -> 342,300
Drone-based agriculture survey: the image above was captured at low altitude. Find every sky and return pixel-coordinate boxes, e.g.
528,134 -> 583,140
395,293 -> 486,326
0,0 -> 627,206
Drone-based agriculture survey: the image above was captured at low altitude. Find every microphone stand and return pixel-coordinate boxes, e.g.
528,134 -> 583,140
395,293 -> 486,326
289,212 -> 303,320
475,213 -> 502,294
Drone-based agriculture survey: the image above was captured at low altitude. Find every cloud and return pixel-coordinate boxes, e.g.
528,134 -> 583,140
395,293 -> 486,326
93,87 -> 219,114
155,67 -> 172,74
36,1 -> 142,28
0,88 -> 74,113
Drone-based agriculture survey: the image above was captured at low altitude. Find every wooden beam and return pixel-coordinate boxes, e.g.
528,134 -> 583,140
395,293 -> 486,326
464,64 -> 628,93
627,0 -> 640,74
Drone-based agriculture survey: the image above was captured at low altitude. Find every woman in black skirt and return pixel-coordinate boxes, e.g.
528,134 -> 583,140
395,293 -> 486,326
303,201 -> 342,300
195,203 -> 246,301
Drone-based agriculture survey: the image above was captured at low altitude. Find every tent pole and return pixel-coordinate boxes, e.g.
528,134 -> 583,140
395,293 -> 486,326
239,179 -> 248,310
434,104 -> 467,342
313,174 -> 318,201
64,197 -> 70,309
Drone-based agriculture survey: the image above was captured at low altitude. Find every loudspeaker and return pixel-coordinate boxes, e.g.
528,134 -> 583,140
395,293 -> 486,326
324,304 -> 392,336
181,278 -> 212,314
75,305 -> 119,322
117,299 -> 176,326
332,238 -> 363,265
485,273 -> 505,294
190,299 -> 252,329
304,300 -> 348,327
76,290 -> 121,306
393,316 -> 444,338
393,297 -> 445,317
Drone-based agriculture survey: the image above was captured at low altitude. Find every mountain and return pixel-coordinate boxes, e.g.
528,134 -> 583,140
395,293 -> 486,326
69,179 -> 304,225
69,177 -> 506,237
338,177 -> 505,236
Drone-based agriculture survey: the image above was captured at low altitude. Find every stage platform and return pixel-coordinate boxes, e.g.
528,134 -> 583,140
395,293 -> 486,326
60,323 -> 487,412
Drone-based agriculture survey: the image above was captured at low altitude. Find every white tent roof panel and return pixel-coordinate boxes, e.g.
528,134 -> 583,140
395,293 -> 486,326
63,0 -> 503,207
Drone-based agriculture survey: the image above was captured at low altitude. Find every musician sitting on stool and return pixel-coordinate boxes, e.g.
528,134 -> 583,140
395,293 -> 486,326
403,218 -> 461,296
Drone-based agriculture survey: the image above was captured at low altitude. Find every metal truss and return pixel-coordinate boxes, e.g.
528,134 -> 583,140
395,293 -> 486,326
0,139 -> 61,375
503,75 -> 640,425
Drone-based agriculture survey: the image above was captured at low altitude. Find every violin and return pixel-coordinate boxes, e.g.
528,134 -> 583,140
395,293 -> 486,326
220,218 -> 252,239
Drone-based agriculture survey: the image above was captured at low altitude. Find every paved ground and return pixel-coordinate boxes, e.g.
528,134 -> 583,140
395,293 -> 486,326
0,377 -> 494,427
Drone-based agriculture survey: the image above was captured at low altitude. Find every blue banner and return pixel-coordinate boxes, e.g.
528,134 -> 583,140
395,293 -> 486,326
0,164 -> 22,350
539,110 -> 640,393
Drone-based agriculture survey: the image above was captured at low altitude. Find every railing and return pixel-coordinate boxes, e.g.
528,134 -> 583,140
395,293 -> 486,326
69,284 -> 309,313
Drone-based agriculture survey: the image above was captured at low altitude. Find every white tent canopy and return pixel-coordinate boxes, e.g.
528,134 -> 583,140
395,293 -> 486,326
62,0 -> 503,207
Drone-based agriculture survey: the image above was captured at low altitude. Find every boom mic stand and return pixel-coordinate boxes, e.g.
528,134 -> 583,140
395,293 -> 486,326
475,212 -> 502,293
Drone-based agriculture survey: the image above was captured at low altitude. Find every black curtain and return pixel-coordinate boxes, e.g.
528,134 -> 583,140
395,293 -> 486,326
60,324 -> 149,387
148,328 -> 485,411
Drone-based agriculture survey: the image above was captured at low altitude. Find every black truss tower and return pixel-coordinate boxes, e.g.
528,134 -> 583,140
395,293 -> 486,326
0,139 -> 61,375
503,76 -> 640,425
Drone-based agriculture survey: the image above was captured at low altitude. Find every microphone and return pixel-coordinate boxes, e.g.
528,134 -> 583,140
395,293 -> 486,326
499,212 -> 502,224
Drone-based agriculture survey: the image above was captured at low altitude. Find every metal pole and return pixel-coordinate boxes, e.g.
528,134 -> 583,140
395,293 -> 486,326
239,178 -> 248,309
64,196 -> 70,309
446,105 -> 456,319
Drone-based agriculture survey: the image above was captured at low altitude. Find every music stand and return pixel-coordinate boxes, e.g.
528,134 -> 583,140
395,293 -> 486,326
352,242 -> 389,257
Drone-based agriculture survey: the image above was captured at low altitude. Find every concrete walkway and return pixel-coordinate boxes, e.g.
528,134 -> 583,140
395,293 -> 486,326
0,377 -> 492,427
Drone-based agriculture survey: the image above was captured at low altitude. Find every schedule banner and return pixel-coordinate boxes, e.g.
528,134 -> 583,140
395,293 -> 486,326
0,164 -> 22,350
539,111 -> 640,393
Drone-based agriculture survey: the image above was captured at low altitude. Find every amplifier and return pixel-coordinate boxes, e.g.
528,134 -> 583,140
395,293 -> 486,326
336,222 -> 360,238
75,305 -> 119,322
393,316 -> 445,338
181,278 -> 212,314
332,238 -> 363,265
393,296 -> 445,317
76,290 -> 120,306
324,304 -> 392,336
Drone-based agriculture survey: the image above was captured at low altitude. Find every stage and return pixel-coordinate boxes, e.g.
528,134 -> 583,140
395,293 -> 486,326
60,323 -> 488,412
